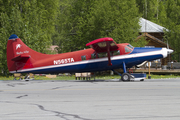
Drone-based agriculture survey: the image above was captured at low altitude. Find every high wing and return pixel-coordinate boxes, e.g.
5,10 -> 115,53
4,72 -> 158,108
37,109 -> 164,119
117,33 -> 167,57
86,37 -> 119,66
86,37 -> 118,52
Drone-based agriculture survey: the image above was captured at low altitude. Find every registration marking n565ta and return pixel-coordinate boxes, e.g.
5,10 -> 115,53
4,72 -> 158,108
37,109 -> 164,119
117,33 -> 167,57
54,58 -> 74,65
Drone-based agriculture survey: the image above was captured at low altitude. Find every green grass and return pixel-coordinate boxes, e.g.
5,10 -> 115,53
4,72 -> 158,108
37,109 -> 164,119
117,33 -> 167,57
150,74 -> 180,79
1,74 -> 180,81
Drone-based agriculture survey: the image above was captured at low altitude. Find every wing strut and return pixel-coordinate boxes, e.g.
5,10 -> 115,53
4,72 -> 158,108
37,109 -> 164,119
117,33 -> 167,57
107,41 -> 112,66
86,37 -> 118,66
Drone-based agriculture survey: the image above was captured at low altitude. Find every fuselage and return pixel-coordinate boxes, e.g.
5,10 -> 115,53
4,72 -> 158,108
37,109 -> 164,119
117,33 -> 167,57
10,44 -> 168,74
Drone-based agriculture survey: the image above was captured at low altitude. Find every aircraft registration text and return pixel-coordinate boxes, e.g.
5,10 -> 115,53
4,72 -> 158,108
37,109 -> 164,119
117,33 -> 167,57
54,58 -> 74,65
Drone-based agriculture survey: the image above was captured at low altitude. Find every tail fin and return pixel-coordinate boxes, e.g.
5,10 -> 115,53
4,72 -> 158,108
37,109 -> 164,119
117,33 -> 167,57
7,34 -> 34,73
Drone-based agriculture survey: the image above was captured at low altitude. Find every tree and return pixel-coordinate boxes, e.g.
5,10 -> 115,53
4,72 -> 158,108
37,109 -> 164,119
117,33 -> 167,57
52,0 -> 74,53
136,0 -> 166,24
136,0 -> 180,61
57,0 -> 144,53
0,0 -> 59,75
0,0 -> 24,75
164,0 -> 180,61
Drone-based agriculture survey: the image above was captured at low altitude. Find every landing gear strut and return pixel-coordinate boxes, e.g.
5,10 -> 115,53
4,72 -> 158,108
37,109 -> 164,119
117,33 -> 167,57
121,62 -> 131,81
112,62 -> 133,81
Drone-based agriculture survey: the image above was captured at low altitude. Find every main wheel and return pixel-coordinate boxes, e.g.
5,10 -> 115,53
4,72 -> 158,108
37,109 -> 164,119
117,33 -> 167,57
121,73 -> 131,81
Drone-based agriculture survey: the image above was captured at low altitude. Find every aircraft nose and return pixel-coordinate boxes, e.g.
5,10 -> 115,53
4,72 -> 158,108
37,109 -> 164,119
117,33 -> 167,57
162,48 -> 173,58
167,49 -> 173,54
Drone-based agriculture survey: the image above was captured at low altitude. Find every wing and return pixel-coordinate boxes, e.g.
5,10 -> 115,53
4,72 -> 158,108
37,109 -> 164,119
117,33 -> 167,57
86,38 -> 119,66
86,37 -> 118,52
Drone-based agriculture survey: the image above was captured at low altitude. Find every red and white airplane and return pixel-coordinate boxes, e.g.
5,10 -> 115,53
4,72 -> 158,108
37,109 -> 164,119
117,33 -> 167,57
7,34 -> 173,81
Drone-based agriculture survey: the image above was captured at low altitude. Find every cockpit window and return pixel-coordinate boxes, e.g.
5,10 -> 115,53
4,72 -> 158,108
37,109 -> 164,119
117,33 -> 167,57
91,53 -> 96,59
127,44 -> 134,49
96,50 -> 120,58
125,47 -> 131,53
125,44 -> 133,53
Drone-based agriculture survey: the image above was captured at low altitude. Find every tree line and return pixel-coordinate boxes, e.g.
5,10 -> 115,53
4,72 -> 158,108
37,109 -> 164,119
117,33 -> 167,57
0,0 -> 180,75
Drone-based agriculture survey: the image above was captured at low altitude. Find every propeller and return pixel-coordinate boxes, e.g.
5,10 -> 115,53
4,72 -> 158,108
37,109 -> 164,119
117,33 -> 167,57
167,40 -> 173,54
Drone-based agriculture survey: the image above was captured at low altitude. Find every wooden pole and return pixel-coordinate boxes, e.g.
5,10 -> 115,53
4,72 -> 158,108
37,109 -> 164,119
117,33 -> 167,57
148,62 -> 151,79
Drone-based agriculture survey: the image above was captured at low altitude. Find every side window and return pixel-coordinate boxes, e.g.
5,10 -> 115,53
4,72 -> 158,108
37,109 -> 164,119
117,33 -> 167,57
111,50 -> 120,56
81,55 -> 86,60
91,53 -> 96,59
125,47 -> 131,53
97,52 -> 107,58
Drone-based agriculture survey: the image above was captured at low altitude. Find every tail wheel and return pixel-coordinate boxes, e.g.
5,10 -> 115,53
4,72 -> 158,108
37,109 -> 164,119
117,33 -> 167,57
121,73 -> 130,81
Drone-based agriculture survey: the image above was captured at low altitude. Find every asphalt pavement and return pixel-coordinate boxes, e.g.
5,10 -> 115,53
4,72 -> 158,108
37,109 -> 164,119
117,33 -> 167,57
0,79 -> 180,120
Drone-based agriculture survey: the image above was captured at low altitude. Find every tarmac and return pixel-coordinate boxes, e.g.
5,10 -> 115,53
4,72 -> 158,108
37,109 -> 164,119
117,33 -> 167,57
1,79 -> 180,120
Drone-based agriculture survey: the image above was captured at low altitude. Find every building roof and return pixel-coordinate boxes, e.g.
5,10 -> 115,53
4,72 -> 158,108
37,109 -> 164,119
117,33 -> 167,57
136,33 -> 172,48
139,18 -> 167,33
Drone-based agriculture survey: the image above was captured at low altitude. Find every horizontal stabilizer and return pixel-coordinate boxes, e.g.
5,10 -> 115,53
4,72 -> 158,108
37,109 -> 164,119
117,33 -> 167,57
11,55 -> 30,61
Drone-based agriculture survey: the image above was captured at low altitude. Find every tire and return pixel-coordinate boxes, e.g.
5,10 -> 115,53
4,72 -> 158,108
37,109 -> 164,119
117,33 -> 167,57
121,73 -> 131,81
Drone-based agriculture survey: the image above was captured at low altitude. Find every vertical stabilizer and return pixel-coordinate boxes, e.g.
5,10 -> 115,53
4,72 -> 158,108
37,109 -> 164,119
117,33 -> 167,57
7,34 -> 33,73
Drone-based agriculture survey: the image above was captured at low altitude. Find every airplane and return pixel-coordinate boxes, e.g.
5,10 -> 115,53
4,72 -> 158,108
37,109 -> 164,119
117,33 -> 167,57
7,34 -> 173,81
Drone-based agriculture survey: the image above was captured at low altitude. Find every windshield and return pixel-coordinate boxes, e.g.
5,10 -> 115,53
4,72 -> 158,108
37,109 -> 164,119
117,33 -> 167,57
127,44 -> 134,49
125,44 -> 133,53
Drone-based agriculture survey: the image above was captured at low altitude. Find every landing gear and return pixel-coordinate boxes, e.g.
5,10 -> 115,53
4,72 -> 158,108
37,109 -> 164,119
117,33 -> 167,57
112,62 -> 132,82
121,62 -> 131,81
112,62 -> 146,82
121,73 -> 131,81
121,73 -> 135,81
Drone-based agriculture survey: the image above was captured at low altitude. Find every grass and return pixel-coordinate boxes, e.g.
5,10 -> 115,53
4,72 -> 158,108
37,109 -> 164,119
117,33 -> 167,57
150,74 -> 180,79
1,74 -> 180,80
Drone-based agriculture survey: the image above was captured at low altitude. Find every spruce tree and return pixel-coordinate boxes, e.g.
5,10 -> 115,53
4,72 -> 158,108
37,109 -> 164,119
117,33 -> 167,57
0,0 -> 59,75
57,0 -> 144,52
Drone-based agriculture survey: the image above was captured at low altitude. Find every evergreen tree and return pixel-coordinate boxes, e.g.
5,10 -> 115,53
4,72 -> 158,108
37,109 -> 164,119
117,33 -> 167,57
0,0 -> 24,75
164,0 -> 180,61
57,0 -> 144,53
136,0 -> 180,61
136,0 -> 162,23
0,0 -> 59,75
